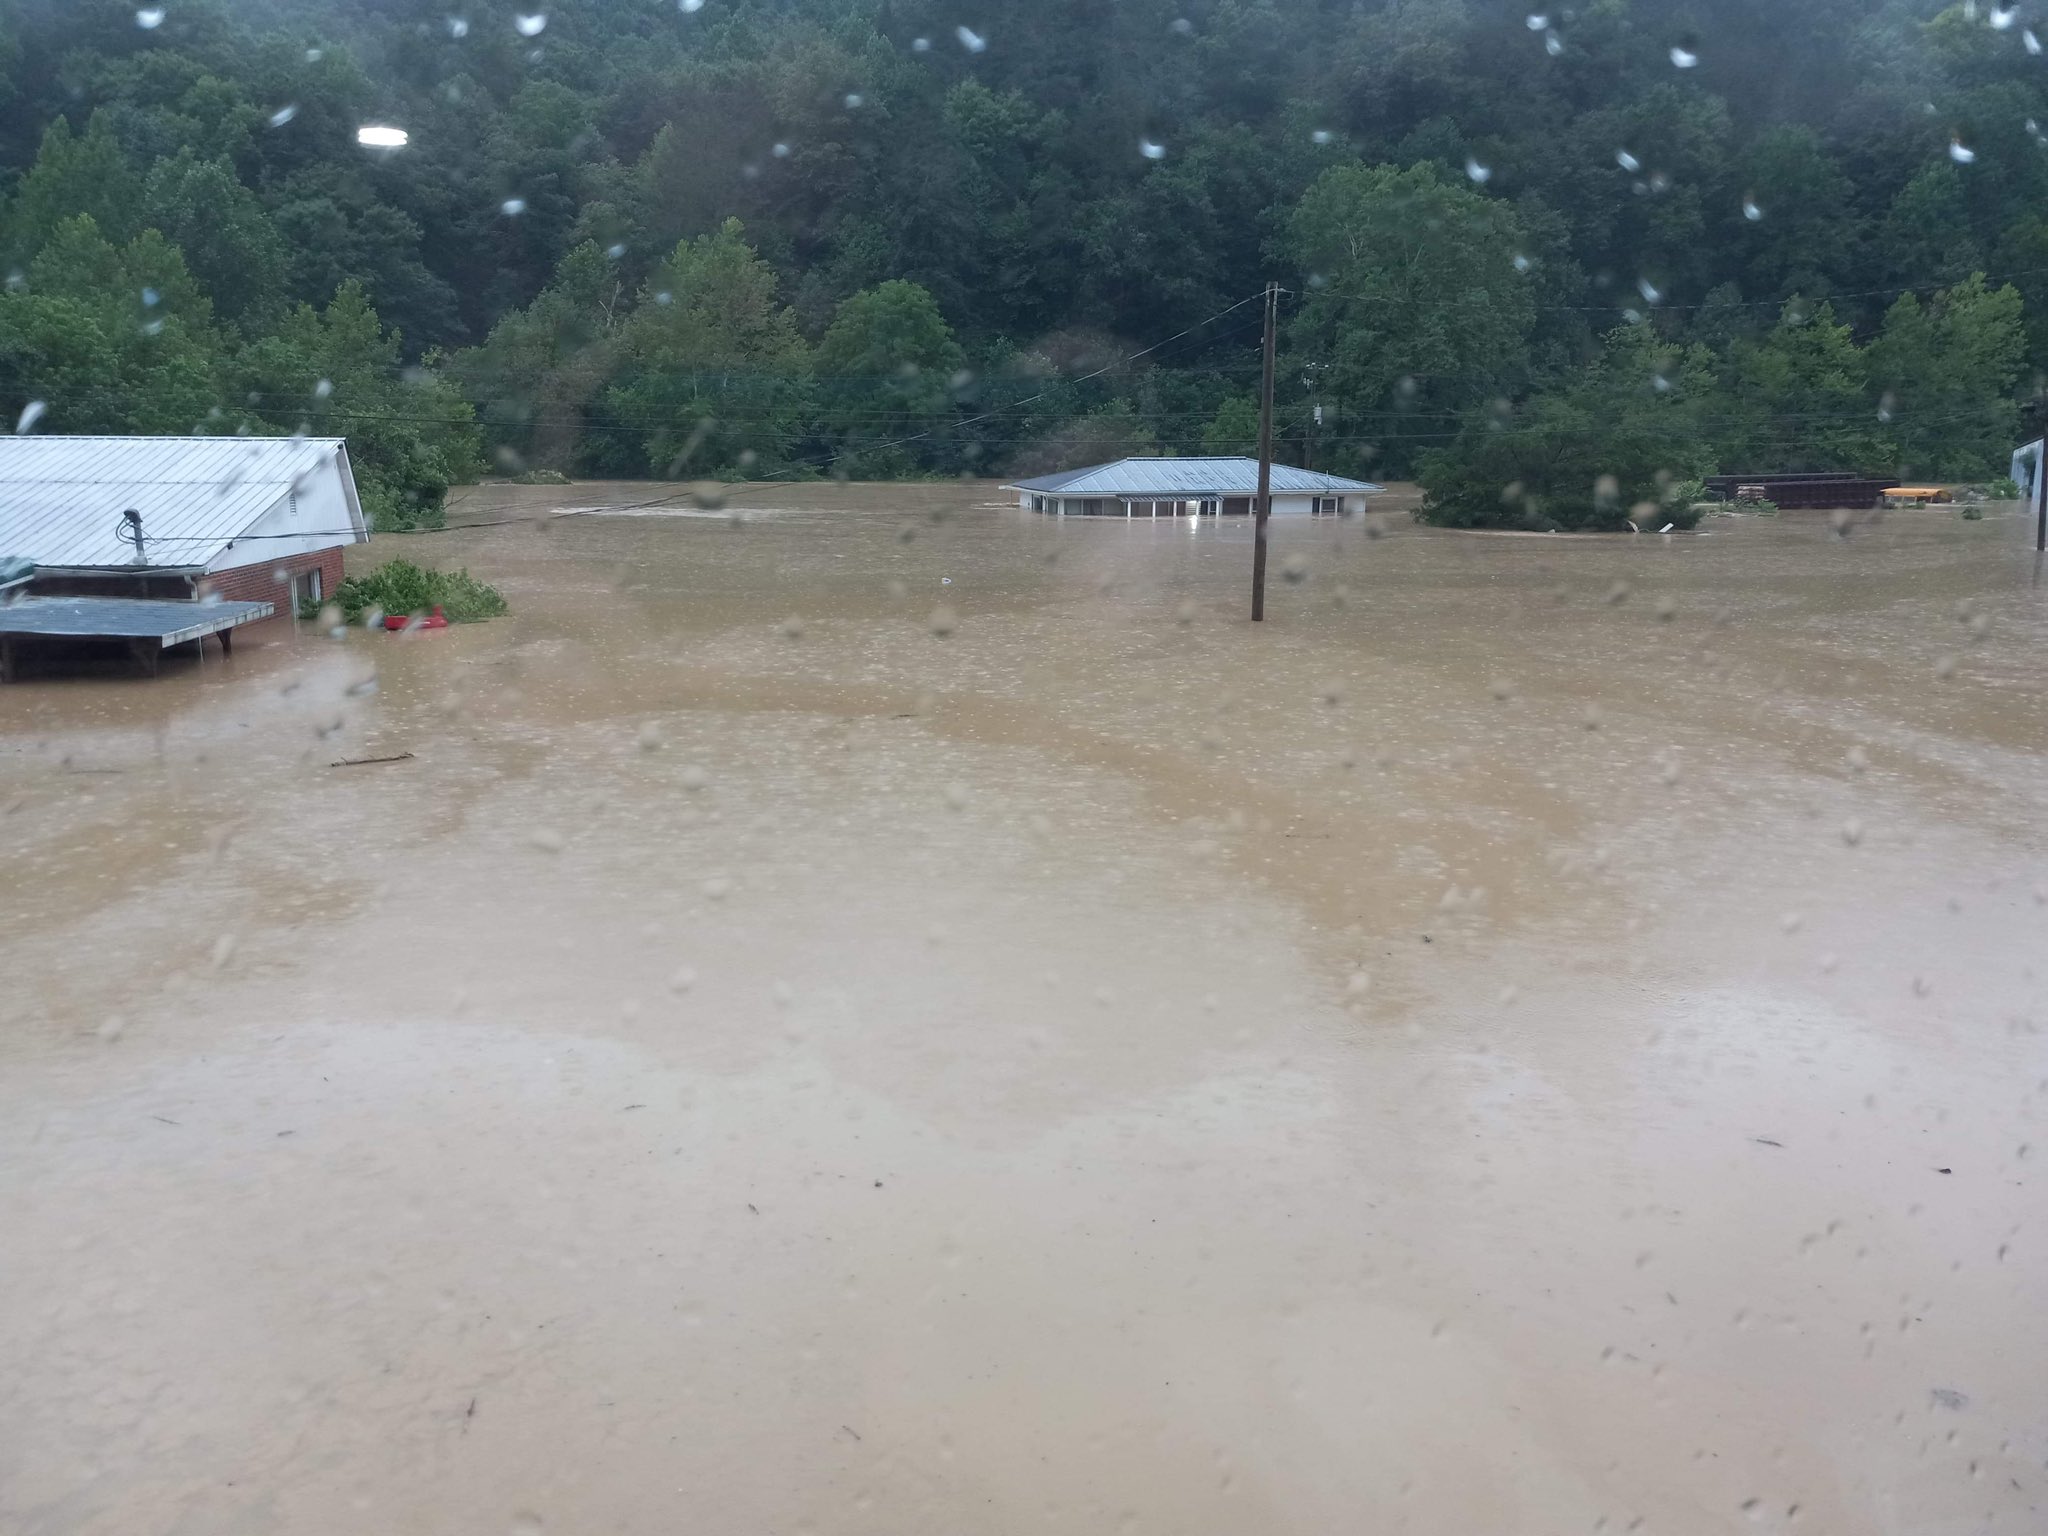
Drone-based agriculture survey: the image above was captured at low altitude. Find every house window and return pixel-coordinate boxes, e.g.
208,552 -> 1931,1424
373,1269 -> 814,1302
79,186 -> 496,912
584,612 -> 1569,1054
306,567 -> 323,603
1083,498 -> 1104,515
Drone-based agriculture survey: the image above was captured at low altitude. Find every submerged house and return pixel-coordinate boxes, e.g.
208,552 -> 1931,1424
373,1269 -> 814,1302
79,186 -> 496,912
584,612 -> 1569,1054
0,436 -> 368,679
1009,456 -> 1382,518
0,435 -> 367,608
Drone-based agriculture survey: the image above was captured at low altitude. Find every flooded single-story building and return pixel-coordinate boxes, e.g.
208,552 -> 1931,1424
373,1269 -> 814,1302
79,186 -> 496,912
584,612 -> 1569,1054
0,435 -> 368,678
1008,456 -> 1382,518
2011,437 -> 2043,504
0,435 -> 367,611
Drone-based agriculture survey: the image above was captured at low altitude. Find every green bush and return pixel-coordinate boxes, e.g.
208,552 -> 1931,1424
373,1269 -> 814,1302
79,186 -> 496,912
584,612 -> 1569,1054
1988,477 -> 2021,500
1960,505 -> 1985,520
328,559 -> 508,623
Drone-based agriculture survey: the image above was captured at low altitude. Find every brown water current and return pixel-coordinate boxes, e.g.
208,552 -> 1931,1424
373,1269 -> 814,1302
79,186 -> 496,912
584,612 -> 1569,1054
2,482 -> 2044,1534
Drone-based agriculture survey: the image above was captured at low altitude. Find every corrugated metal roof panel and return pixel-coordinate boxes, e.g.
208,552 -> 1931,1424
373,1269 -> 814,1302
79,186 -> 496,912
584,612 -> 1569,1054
1009,457 -> 1382,496
0,437 -> 354,570
0,595 -> 274,642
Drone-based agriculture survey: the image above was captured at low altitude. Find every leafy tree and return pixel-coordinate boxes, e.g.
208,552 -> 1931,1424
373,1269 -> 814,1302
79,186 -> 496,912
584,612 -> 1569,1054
141,151 -> 290,327
1285,162 -> 1536,476
813,280 -> 964,475
1710,302 -> 1892,472
594,220 -> 812,477
1202,395 -> 1262,456
1419,325 -> 1718,532
4,115 -> 142,263
238,282 -> 482,530
1865,274 -> 2025,478
455,241 -> 629,472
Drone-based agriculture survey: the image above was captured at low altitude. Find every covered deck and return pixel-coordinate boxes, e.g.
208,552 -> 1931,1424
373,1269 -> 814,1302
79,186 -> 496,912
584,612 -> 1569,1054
0,595 -> 274,681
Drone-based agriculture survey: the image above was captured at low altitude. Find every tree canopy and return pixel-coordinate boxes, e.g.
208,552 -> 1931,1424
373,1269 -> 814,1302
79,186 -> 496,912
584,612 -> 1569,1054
0,0 -> 2040,521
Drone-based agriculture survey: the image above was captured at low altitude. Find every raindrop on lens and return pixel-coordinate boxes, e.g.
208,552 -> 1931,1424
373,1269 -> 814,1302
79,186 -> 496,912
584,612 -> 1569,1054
1616,149 -> 1641,172
1526,13 -> 1548,28
15,401 -> 47,434
956,25 -> 987,53
356,124 -> 409,148
136,8 -> 165,29
1545,31 -> 1563,55
1743,194 -> 1763,221
1512,253 -> 1531,272
1670,46 -> 1698,68
1140,139 -> 1166,160
268,105 -> 298,128
844,93 -> 864,109
1949,139 -> 1976,164
501,198 -> 527,216
1311,129 -> 1333,145
1465,157 -> 1491,184
447,16 -> 469,37
514,12 -> 547,37
681,0 -> 705,11
2028,29 -> 2043,55
1990,3 -> 2018,30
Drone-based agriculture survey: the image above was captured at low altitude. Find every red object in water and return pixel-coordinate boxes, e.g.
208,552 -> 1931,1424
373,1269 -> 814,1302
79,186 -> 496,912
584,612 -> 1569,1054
383,605 -> 450,632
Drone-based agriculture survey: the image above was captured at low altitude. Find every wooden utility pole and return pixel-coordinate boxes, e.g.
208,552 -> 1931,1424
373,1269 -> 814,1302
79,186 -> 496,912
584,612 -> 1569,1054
1251,281 -> 1279,621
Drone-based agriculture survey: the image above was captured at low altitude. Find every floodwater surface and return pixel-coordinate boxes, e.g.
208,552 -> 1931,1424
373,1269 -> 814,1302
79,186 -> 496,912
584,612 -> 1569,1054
3,483 -> 2045,1534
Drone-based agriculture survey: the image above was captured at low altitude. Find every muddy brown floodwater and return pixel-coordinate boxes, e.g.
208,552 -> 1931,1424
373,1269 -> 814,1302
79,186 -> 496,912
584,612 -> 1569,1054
3,481 -> 2045,1534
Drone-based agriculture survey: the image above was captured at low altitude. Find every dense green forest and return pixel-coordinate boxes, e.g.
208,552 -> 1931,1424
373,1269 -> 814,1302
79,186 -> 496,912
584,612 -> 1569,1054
0,0 -> 2044,529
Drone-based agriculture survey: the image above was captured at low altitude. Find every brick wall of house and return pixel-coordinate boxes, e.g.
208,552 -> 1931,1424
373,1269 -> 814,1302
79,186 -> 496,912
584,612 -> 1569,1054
197,548 -> 346,616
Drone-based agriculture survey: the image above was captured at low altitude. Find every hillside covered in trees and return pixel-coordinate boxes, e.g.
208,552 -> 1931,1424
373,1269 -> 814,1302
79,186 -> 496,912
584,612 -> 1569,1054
1,0 -> 2043,528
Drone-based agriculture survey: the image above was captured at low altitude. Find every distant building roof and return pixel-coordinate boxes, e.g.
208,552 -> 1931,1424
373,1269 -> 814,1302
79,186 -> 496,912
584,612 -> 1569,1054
0,436 -> 365,570
1008,457 -> 1383,497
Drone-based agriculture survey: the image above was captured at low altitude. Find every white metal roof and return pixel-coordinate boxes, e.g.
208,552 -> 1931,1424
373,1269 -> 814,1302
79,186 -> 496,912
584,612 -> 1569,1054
1008,457 -> 1383,497
0,436 -> 365,570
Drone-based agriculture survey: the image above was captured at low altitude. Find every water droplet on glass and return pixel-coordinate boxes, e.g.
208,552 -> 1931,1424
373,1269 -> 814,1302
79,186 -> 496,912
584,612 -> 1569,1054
210,934 -> 237,971
1991,3 -> 2018,30
844,92 -> 864,109
356,124 -> 409,148
943,782 -> 970,811
1934,652 -> 1959,680
911,35 -> 929,50
268,105 -> 298,128
136,8 -> 165,29
679,764 -> 709,791
2028,28 -> 2043,55
447,16 -> 470,37
1512,253 -> 1531,272
304,46 -> 322,61
668,965 -> 696,994
1616,149 -> 1641,172
1140,139 -> 1166,160
1526,12 -> 1548,28
1841,818 -> 1865,848
771,141 -> 790,158
1170,17 -> 1193,34
1637,277 -> 1662,304
927,604 -> 957,637
1670,46 -> 1698,68
15,401 -> 47,434
701,874 -> 733,901
1545,30 -> 1564,56
956,25 -> 987,53
778,615 -> 805,640
1465,157 -> 1491,184
1281,553 -> 1309,584
1949,138 -> 1976,165
514,12 -> 547,37
500,198 -> 527,216
1310,129 -> 1333,145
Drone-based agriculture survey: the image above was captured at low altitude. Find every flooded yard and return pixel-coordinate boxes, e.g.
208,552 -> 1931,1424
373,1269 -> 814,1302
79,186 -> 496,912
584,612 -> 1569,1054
3,482 -> 2045,1534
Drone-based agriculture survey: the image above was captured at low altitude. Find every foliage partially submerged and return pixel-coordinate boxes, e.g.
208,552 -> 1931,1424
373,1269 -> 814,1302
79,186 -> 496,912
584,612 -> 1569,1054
332,560 -> 507,624
1418,328 -> 1715,532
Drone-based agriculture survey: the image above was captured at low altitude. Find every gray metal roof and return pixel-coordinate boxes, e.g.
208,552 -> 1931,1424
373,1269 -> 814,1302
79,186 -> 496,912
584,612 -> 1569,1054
1008,457 -> 1383,497
0,436 -> 360,569
0,595 -> 274,643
